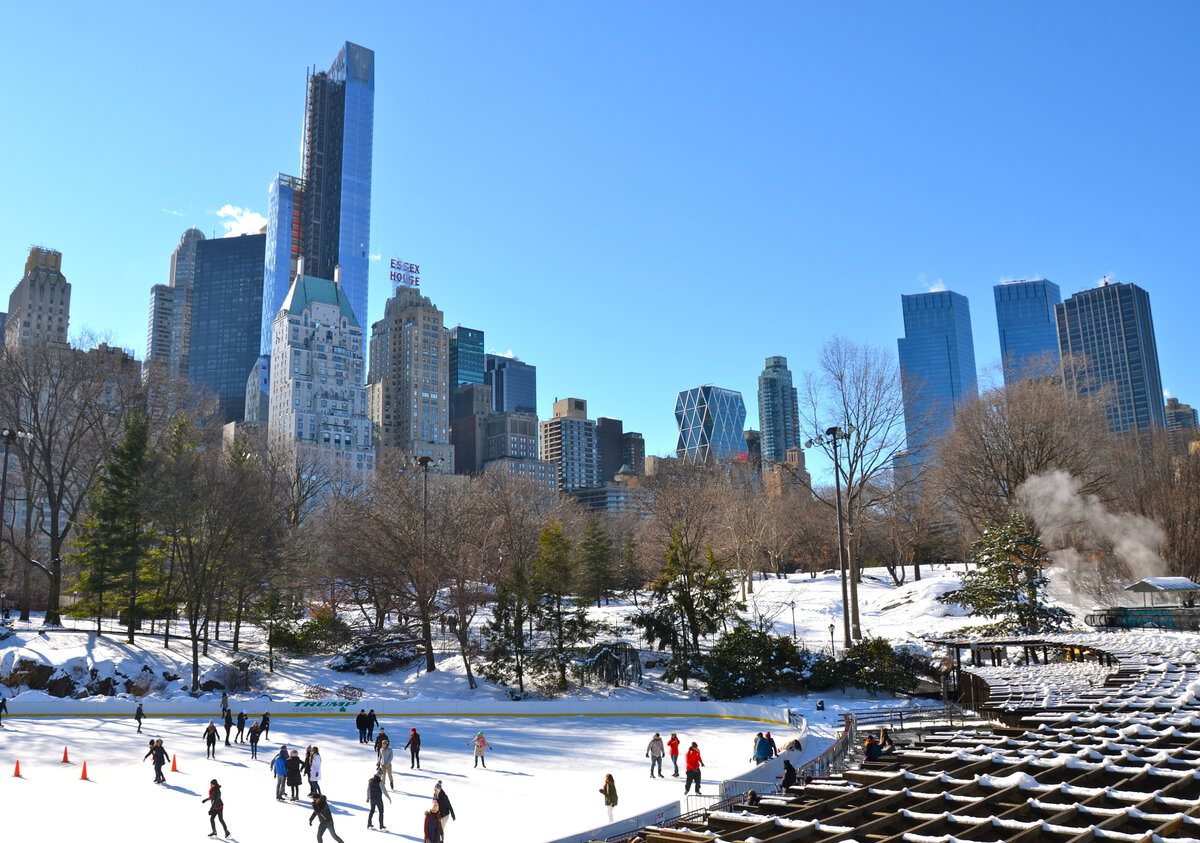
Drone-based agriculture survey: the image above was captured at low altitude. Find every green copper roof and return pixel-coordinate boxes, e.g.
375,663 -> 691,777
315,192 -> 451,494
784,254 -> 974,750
280,272 -> 359,328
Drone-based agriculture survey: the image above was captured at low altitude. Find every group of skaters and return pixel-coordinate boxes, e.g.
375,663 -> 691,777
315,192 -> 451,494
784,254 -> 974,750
643,731 -> 706,794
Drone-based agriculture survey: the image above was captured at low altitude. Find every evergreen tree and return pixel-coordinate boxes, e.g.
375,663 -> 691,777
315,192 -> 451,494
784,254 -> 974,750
615,529 -> 643,601
633,529 -> 744,690
482,556 -> 534,695
68,409 -> 162,641
575,516 -> 615,608
938,512 -> 1072,634
530,520 -> 596,690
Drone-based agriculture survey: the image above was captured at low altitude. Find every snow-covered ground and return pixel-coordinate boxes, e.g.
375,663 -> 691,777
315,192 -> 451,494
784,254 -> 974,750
0,567 -> 1086,841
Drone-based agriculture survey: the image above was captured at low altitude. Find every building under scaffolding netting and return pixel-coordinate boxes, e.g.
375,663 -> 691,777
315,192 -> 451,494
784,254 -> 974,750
580,641 -> 642,686
1084,576 -> 1200,630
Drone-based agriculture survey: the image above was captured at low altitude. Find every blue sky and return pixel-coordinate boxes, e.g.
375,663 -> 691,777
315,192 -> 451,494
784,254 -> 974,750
2,2 -> 1197,466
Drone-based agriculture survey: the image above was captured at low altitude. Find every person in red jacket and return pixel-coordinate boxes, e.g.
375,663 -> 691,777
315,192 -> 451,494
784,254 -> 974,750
684,742 -> 704,795
667,732 -> 682,777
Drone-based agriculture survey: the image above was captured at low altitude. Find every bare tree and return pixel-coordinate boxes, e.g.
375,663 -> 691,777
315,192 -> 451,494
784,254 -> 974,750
801,336 -> 912,640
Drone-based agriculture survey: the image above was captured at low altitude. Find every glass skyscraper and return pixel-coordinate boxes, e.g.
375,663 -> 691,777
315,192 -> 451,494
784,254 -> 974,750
675,385 -> 748,463
994,279 -> 1062,383
485,354 -> 537,414
189,233 -> 266,423
449,326 -> 485,388
1056,281 -> 1165,433
261,42 -> 374,355
897,290 -> 977,459
757,356 -> 800,465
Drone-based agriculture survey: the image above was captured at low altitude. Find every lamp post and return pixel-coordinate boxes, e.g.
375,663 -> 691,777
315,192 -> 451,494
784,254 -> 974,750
789,600 -> 796,641
415,455 -> 440,672
829,622 -> 835,655
806,425 -> 853,648
0,427 -> 31,547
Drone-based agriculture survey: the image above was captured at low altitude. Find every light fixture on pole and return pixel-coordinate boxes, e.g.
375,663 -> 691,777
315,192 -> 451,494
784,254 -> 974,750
806,425 -> 854,648
789,600 -> 796,641
829,622 -> 835,655
415,454 -> 442,671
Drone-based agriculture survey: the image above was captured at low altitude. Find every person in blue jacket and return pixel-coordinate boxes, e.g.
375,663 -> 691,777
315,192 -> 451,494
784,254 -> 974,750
273,746 -> 290,800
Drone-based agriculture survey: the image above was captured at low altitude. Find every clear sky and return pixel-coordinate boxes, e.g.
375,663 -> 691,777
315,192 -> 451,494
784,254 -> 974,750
2,2 -> 1197,465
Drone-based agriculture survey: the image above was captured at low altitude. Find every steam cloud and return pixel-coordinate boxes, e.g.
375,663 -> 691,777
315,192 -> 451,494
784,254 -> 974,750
1017,469 -> 1166,581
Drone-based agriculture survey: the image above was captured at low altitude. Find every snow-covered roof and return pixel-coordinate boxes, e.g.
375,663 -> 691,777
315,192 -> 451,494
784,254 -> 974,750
1124,577 -> 1200,593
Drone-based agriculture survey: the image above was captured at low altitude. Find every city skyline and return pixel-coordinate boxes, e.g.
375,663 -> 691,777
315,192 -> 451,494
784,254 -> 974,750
2,4 -> 1198,468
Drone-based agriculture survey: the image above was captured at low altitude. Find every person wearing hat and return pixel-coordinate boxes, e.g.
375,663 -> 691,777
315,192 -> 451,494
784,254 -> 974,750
272,746 -> 289,801
684,742 -> 704,795
202,778 -> 230,838
286,749 -> 305,801
423,803 -> 443,843
467,731 -> 492,768
667,732 -> 682,777
746,789 -> 761,807
367,770 -> 392,829
765,731 -> 778,758
374,727 -> 389,760
203,719 -> 219,759
309,793 -> 344,843
646,732 -> 665,778
404,726 -> 422,769
434,781 -> 456,833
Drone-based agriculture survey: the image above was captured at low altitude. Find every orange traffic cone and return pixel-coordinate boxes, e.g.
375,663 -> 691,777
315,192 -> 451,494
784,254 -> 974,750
62,746 -> 69,764
80,761 -> 88,780
171,754 -> 178,772
12,760 -> 20,777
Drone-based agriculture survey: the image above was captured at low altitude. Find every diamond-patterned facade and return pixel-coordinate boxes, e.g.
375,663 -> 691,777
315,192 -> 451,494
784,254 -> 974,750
674,385 -> 747,462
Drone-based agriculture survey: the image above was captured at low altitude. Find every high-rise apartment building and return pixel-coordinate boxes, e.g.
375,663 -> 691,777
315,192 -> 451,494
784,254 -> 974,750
449,327 -> 485,389
267,266 -> 373,472
485,354 -> 537,414
147,227 -> 205,377
188,233 -> 265,423
994,279 -> 1062,382
675,385 -> 748,463
1165,397 -> 1199,450
367,285 -> 453,465
621,431 -> 645,475
482,411 -> 557,493
757,355 -> 800,465
596,417 -> 625,483
897,290 -> 977,460
1056,280 -> 1165,434
540,398 -> 599,492
7,247 -> 71,347
262,42 -> 374,355
449,382 -> 492,474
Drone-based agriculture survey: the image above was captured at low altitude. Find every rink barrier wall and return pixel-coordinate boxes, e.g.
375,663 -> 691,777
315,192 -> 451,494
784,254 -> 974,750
0,695 -> 803,729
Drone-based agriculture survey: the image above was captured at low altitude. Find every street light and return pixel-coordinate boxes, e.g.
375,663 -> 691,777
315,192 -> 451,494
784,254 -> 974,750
829,622 -> 835,655
789,600 -> 796,641
0,427 -> 31,542
415,454 -> 442,671
806,425 -> 854,648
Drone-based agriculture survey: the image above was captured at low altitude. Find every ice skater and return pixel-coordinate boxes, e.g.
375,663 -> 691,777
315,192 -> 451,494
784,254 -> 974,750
356,709 -> 368,743
273,746 -> 289,800
286,749 -> 304,800
134,702 -> 143,733
366,709 -> 379,742
646,732 -> 665,778
309,793 -> 344,843
367,771 -> 392,829
223,708 -> 234,745
202,778 -> 231,838
248,720 -> 261,759
434,781 -> 456,835
261,709 -> 271,740
374,727 -> 389,760
379,739 -> 394,789
467,731 -> 492,768
308,746 -> 323,796
667,732 -> 681,777
404,727 -> 421,769
684,742 -> 704,794
600,773 -> 618,822
203,719 -> 219,758
235,709 -> 247,743
424,805 -> 443,843
144,738 -> 169,783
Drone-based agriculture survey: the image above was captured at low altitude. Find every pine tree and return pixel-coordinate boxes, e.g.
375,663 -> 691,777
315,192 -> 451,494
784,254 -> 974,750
69,409 -> 162,641
938,512 -> 1072,635
531,520 -> 596,690
574,516 -> 615,608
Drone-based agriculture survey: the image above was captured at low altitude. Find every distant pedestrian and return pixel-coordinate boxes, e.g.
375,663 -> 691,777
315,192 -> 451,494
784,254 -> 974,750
308,746 -> 323,796
424,805 -> 443,843
434,780 -> 455,834
366,709 -> 379,741
203,720 -> 219,758
684,742 -> 704,795
223,708 -> 234,746
646,732 -> 665,778
600,773 -> 618,822
404,727 -> 421,769
0,696 -> 7,727
220,691 -> 228,713
356,709 -> 368,743
752,732 -> 770,764
667,732 -> 681,777
134,702 -> 143,733
235,710 -> 247,743
261,710 -> 271,740
272,747 -> 289,800
379,740 -> 395,789
309,794 -> 345,843
144,738 -> 169,783
374,727 -> 389,759
367,771 -> 392,829
286,749 -> 304,800
765,731 -> 778,758
467,731 -> 492,768
202,778 -> 230,838
248,721 -> 261,759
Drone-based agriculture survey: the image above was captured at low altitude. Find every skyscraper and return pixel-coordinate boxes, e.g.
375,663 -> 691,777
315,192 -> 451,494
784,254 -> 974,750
485,354 -> 537,414
267,266 -> 373,472
147,227 -> 205,378
1056,280 -> 1165,434
262,42 -> 374,354
188,233 -> 266,423
7,247 -> 71,347
367,285 -> 453,466
449,327 -> 485,389
1165,397 -> 1199,450
994,279 -> 1062,382
540,398 -> 599,492
897,290 -> 977,460
757,356 -> 800,465
596,417 -> 624,483
621,431 -> 646,475
674,385 -> 748,463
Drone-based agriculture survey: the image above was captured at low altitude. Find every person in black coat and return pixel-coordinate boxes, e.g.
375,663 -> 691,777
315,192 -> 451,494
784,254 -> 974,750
0,696 -> 8,727
366,709 -> 379,741
235,710 -> 247,743
405,727 -> 422,769
779,759 -> 797,791
133,702 -> 143,733
434,780 -> 456,833
144,738 -> 170,783
367,772 -> 392,829
286,750 -> 304,801
261,710 -> 271,740
356,709 -> 368,743
248,721 -> 261,759
309,794 -> 345,843
203,720 -> 219,758
223,708 -> 234,746
202,778 -> 230,838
